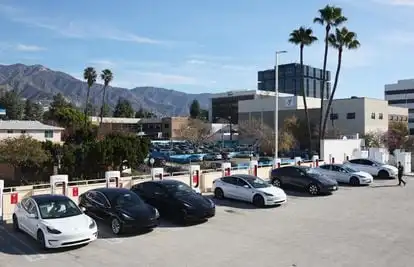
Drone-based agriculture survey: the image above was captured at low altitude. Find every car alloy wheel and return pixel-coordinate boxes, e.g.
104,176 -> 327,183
12,215 -> 20,232
308,184 -> 319,195
253,195 -> 265,208
378,170 -> 389,179
37,230 -> 47,250
111,218 -> 122,235
350,177 -> 360,186
272,178 -> 282,187
214,188 -> 224,199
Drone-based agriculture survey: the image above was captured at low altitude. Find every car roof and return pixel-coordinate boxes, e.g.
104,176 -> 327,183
232,174 -> 257,179
94,187 -> 132,197
143,180 -> 184,186
31,194 -> 70,203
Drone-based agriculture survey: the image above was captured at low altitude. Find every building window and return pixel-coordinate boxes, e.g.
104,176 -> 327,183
330,113 -> 338,120
404,117 -> 408,121
164,124 -> 169,129
44,130 -> 53,138
379,113 -> 383,120
21,130 -> 26,134
7,130 -> 13,134
347,113 -> 356,119
371,113 -> 376,119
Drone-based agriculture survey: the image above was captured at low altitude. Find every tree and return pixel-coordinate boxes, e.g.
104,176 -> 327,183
135,108 -> 157,118
24,99 -> 43,121
289,27 -> 318,153
362,130 -> 386,148
100,103 -> 111,117
113,98 -> 134,118
174,118 -> 212,145
100,69 -> 113,125
189,99 -> 200,119
313,5 -> 347,143
238,118 -> 296,155
199,109 -> 209,121
86,103 -> 97,116
321,27 -> 360,140
0,90 -> 24,120
385,121 -> 409,153
0,136 -> 50,175
50,93 -> 72,110
83,67 -> 97,127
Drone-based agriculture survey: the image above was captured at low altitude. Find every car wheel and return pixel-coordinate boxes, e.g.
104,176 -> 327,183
272,178 -> 282,188
111,217 -> 122,235
252,194 -> 265,207
378,170 -> 389,179
214,188 -> 224,199
37,230 -> 47,250
308,184 -> 320,195
12,214 -> 20,232
350,176 -> 360,186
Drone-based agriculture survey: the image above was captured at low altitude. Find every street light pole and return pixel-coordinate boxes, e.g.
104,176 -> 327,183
274,50 -> 287,166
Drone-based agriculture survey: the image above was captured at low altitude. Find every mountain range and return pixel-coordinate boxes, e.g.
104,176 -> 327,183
0,63 -> 215,117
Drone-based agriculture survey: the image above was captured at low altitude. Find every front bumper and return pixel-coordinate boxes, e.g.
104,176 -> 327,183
123,217 -> 159,230
359,177 -> 373,185
184,208 -> 215,221
264,196 -> 287,206
320,185 -> 338,193
45,230 -> 98,248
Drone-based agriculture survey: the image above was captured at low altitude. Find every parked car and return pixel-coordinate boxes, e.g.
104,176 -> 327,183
236,151 -> 254,158
258,157 -> 273,166
344,158 -> 398,179
203,153 -> 223,161
147,157 -> 166,167
270,166 -> 338,195
315,164 -> 373,185
131,180 -> 215,224
212,174 -> 287,207
185,154 -> 203,163
12,194 -> 98,249
79,188 -> 159,235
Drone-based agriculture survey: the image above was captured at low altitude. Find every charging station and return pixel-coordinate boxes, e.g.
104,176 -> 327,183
189,165 -> 201,194
312,155 -> 319,167
221,162 -> 231,177
151,168 -> 164,180
274,158 -> 281,168
249,160 -> 258,176
50,174 -> 69,195
105,171 -> 121,188
294,157 -> 301,166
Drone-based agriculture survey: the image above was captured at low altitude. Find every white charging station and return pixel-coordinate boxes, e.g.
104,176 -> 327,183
221,162 -> 231,177
105,171 -> 121,188
312,155 -> 319,167
189,165 -> 201,194
50,174 -> 69,195
249,160 -> 258,176
274,158 -> 281,168
294,157 -> 302,166
151,168 -> 164,180
0,180 -> 3,221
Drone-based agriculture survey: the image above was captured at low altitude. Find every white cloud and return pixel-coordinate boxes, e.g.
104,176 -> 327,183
15,44 -> 45,52
372,0 -> 414,6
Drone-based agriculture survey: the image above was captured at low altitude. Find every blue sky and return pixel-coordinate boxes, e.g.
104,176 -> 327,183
0,0 -> 413,98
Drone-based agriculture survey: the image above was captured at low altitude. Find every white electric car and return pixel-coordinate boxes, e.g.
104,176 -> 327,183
315,164 -> 373,185
344,158 -> 398,179
13,194 -> 98,249
212,174 -> 287,207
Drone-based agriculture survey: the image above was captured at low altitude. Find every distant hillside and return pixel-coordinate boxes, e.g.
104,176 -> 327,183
0,63 -> 214,116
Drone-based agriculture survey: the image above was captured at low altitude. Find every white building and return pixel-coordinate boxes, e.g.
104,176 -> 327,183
385,79 -> 414,134
0,121 -> 64,143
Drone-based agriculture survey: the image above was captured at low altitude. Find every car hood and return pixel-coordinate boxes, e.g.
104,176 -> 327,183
256,186 -> 286,197
382,164 -> 398,173
309,173 -> 338,185
118,204 -> 156,219
353,171 -> 373,178
42,214 -> 93,233
175,193 -> 214,209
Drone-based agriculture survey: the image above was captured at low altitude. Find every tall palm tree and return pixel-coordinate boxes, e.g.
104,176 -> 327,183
83,67 -> 97,128
313,5 -> 347,142
321,27 -> 360,138
100,69 -> 114,125
289,27 -> 318,153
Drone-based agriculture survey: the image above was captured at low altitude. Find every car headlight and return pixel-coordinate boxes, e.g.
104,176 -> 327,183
122,213 -> 134,220
154,208 -> 160,218
183,202 -> 194,209
46,226 -> 61,234
89,220 -> 96,229
264,192 -> 274,197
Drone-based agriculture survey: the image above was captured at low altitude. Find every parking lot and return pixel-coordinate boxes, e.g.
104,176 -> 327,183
1,177 -> 413,267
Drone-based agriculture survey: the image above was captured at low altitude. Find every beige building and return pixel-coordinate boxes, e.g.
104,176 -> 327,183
238,96 -> 408,136
0,121 -> 64,143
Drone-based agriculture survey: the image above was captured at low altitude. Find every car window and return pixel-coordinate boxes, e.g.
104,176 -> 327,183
24,199 -> 34,212
236,178 -> 249,187
21,198 -> 30,210
331,165 -> 342,172
221,176 -> 238,185
319,165 -> 331,170
88,191 -> 109,206
115,193 -> 143,207
360,159 -> 374,166
143,183 -> 166,196
27,199 -> 38,215
349,159 -> 361,164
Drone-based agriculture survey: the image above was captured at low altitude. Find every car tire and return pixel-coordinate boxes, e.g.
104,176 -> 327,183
307,183 -> 320,195
350,176 -> 360,186
111,217 -> 123,235
37,230 -> 47,250
252,194 -> 265,208
378,170 -> 389,179
12,214 -> 20,232
272,178 -> 282,188
214,188 -> 224,199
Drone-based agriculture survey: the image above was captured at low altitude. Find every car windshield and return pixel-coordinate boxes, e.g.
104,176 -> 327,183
116,193 -> 143,207
244,176 -> 271,188
37,198 -> 82,219
370,160 -> 384,166
164,182 -> 195,196
342,166 -> 358,173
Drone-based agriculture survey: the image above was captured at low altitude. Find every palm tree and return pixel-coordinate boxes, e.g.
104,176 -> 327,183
321,27 -> 360,138
289,27 -> 318,153
83,67 -> 97,127
100,69 -> 114,125
313,5 -> 347,141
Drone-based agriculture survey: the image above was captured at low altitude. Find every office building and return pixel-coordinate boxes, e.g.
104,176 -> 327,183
385,79 -> 414,134
257,63 -> 331,99
209,90 -> 291,124
238,96 -> 408,136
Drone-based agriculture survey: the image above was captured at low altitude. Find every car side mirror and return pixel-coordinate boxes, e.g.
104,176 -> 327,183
243,185 -> 250,189
80,207 -> 86,212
